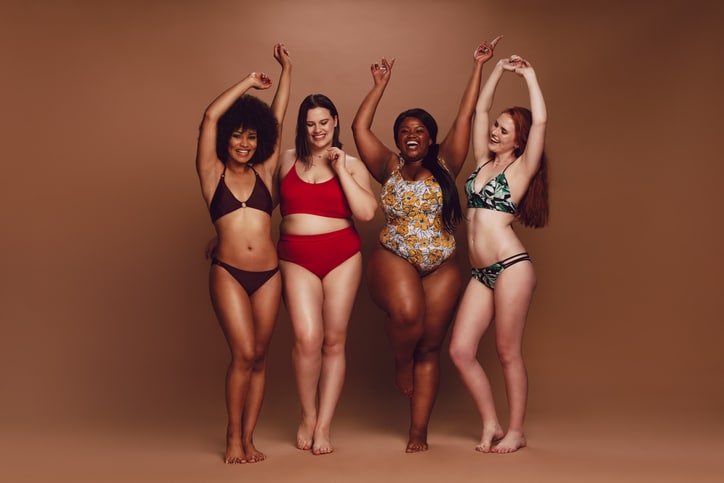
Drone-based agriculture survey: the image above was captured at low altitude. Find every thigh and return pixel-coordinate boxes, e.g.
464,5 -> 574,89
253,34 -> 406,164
450,277 -> 495,352
366,246 -> 426,320
420,255 -> 463,347
322,252 -> 362,340
493,261 -> 536,349
280,260 -> 325,343
249,271 -> 282,353
210,265 -> 255,356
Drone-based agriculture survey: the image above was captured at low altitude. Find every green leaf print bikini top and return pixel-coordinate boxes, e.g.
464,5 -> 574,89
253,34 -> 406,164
465,160 -> 517,214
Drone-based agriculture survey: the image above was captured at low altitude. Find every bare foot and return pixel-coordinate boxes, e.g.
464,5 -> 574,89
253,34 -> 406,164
491,431 -> 526,454
405,438 -> 428,453
243,441 -> 267,463
225,433 -> 246,464
312,428 -> 333,455
474,424 -> 505,453
296,417 -> 315,451
406,428 -> 428,453
394,359 -> 414,397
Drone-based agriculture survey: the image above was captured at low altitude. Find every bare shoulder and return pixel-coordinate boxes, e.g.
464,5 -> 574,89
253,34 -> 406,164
279,148 -> 297,176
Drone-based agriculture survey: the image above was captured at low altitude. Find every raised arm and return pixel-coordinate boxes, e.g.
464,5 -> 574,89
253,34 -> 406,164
471,56 -> 507,165
513,57 -> 547,176
264,43 -> 292,178
351,57 -> 398,184
439,36 -> 501,176
196,71 -> 272,201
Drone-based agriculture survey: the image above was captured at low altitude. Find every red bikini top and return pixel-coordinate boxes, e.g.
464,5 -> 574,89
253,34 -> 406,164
280,160 -> 352,219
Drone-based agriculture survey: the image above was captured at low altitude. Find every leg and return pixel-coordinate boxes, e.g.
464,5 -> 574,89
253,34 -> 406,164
405,256 -> 462,452
280,260 -> 325,451
241,272 -> 281,463
449,278 -> 503,453
366,246 -> 425,397
490,262 -> 536,453
312,253 -> 363,455
209,265 -> 257,464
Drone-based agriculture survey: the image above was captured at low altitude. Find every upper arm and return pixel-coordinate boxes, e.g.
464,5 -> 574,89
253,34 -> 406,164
351,126 -> 397,184
438,117 -> 473,177
196,113 -> 223,199
518,119 -> 546,177
471,109 -> 491,165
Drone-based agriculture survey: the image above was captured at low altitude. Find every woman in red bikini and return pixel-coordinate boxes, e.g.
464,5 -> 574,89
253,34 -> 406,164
277,94 -> 377,455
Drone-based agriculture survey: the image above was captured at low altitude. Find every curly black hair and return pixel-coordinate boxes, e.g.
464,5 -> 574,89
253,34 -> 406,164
216,95 -> 278,164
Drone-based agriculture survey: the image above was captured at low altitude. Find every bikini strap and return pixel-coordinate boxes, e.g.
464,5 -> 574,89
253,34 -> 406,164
502,158 -> 519,173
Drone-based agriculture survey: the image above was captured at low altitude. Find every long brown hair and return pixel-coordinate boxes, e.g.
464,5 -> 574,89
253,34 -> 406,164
505,106 -> 549,228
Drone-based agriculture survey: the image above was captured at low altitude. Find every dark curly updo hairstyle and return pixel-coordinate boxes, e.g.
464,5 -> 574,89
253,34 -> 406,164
393,108 -> 463,232
216,95 -> 279,164
295,94 -> 342,166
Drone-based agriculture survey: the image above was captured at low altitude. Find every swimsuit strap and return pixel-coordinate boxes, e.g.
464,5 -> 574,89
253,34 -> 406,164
499,252 -> 531,267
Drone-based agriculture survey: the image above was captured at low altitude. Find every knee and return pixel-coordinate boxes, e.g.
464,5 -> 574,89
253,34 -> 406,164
294,333 -> 323,358
251,347 -> 269,372
229,350 -> 255,372
496,343 -> 522,368
449,341 -> 476,369
388,303 -> 422,330
321,333 -> 346,357
414,342 -> 442,362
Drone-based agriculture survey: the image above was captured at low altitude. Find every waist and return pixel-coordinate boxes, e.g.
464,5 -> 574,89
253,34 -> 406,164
279,225 -> 358,242
280,214 -> 352,236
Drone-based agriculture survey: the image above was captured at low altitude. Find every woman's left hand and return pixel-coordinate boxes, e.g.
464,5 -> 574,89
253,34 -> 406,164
474,35 -> 502,63
327,147 -> 347,172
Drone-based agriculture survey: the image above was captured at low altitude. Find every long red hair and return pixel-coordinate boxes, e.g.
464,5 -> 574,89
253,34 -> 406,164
504,106 -> 549,228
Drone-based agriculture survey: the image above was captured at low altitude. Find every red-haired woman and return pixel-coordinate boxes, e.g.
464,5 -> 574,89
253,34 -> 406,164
449,50 -> 549,454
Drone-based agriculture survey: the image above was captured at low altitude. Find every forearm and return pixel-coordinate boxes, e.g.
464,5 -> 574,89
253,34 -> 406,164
271,64 -> 292,125
337,170 -> 378,221
476,63 -> 504,116
456,61 -> 485,122
203,76 -> 256,122
352,82 -> 387,132
524,70 -> 547,125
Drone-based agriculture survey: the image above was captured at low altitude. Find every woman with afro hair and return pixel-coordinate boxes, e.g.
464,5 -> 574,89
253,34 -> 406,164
195,43 -> 291,464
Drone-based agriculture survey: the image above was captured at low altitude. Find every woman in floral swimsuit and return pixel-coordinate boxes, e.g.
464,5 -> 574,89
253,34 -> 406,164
351,40 -> 498,453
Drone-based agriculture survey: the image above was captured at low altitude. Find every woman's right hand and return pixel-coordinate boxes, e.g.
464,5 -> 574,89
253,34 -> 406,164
370,57 -> 395,86
249,72 -> 273,90
204,236 -> 219,260
502,55 -> 529,73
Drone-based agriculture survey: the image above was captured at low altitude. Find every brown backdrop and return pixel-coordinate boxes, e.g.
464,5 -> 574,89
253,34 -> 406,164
2,0 -> 722,482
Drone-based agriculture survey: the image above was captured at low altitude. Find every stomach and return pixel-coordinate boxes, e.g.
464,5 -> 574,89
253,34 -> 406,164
465,208 -> 525,267
280,213 -> 352,236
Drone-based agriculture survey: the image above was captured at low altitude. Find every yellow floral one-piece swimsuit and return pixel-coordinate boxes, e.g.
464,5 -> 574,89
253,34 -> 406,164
379,158 -> 455,275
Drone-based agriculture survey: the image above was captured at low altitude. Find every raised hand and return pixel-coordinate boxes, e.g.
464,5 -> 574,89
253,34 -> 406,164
473,35 -> 502,63
370,57 -> 395,86
249,71 -> 273,90
503,55 -> 532,76
273,43 -> 291,68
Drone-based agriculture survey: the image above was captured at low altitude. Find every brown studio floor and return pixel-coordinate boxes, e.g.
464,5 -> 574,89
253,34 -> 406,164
3,412 -> 722,483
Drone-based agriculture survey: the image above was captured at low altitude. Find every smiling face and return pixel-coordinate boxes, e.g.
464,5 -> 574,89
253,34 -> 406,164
488,113 -> 518,156
396,117 -> 433,161
305,107 -> 337,150
226,127 -> 257,164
